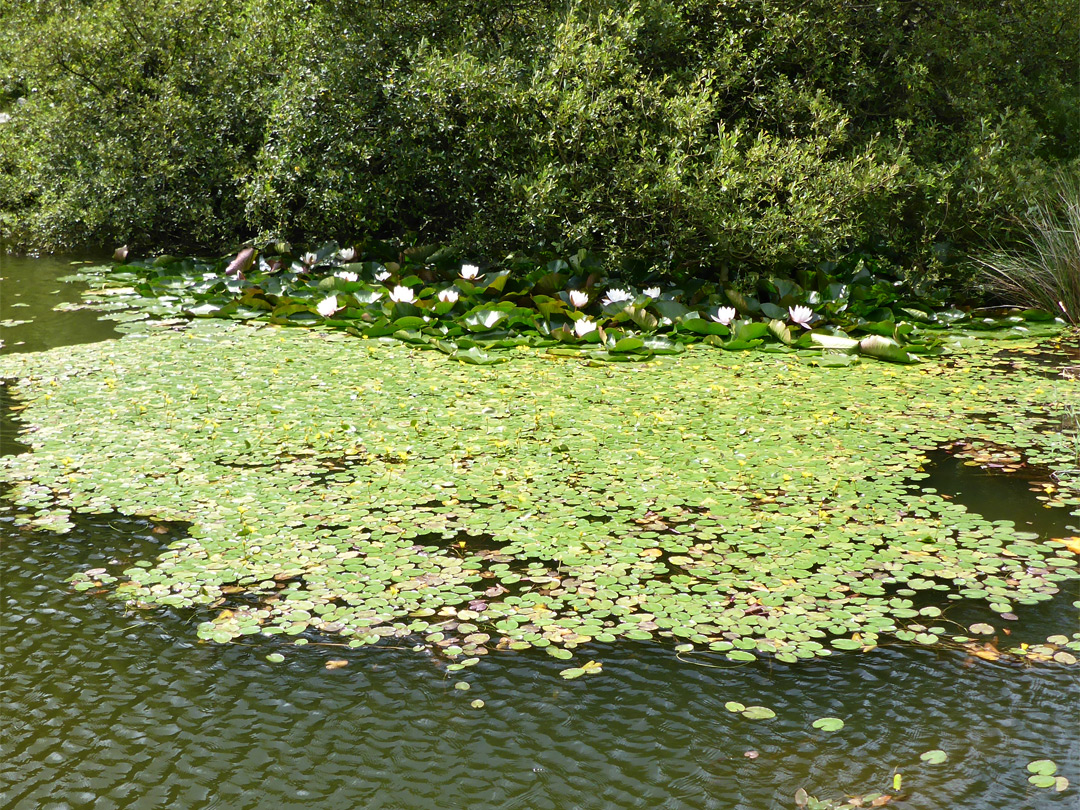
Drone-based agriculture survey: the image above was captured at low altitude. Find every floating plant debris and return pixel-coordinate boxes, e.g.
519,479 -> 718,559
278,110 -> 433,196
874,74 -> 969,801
0,321 -> 1077,665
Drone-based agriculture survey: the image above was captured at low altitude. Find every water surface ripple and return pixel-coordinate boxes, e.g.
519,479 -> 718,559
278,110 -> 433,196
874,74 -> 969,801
1,512 -> 1077,810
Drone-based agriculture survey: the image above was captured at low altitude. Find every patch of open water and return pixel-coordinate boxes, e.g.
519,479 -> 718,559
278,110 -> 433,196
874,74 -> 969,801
1,256 -> 1077,809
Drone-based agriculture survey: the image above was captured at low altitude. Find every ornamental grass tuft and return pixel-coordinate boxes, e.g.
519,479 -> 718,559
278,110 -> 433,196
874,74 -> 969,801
977,172 -> 1080,324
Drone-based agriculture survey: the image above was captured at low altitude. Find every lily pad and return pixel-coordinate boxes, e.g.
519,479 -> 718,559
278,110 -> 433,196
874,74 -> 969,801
812,717 -> 845,732
741,706 -> 776,720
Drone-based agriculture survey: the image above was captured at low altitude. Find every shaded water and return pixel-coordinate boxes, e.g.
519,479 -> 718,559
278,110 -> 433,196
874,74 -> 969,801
1,259 -> 1078,809
0,253 -> 119,353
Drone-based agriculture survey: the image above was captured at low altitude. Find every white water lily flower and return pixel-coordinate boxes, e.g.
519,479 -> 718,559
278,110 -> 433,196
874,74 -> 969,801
711,306 -> 737,326
374,269 -> 391,282
460,263 -> 481,280
438,288 -> 459,304
389,286 -> 416,304
336,270 -> 359,282
643,287 -> 661,298
602,288 -> 633,306
338,247 -> 356,261
789,305 -> 814,329
316,295 -> 339,318
568,290 -> 589,309
573,318 -> 598,337
302,252 -> 319,267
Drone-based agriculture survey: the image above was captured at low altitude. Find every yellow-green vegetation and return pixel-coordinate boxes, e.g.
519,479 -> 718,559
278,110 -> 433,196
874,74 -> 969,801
1,321 -> 1077,666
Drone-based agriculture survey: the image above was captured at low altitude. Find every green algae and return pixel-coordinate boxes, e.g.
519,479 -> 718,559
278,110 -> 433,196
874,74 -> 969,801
0,321 -> 1077,663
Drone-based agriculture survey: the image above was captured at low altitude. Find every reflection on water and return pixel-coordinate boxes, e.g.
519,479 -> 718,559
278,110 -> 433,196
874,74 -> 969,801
0,259 -> 1077,809
1,252 -> 119,353
1,511 -> 1077,810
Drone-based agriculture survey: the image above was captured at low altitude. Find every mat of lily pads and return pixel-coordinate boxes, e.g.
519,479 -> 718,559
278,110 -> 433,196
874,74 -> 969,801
1,322 -> 1078,665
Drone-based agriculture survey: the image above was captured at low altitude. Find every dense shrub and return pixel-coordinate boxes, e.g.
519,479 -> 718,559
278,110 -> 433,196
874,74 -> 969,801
1,0 -> 1077,286
0,0 -> 293,249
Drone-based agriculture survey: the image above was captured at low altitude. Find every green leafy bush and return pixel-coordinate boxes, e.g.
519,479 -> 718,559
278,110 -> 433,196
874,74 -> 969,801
1,0 -> 1076,287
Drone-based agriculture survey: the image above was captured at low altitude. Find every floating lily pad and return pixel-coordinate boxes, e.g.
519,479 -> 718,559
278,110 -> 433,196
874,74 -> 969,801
0,317 -> 1076,673
812,717 -> 845,732
1027,760 -> 1057,776
741,706 -> 776,720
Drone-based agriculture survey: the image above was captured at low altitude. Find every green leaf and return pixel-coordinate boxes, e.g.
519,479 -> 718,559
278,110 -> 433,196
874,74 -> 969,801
627,306 -> 659,330
810,333 -> 859,352
830,638 -> 862,650
920,749 -> 947,764
652,300 -> 691,321
768,319 -> 793,345
611,336 -> 645,353
1027,760 -> 1057,776
462,309 -> 508,331
679,318 -> 729,336
812,717 -> 845,732
734,321 -> 770,342
741,706 -> 776,720
451,347 -> 508,365
482,270 -> 511,295
760,302 -> 786,320
858,335 -> 918,364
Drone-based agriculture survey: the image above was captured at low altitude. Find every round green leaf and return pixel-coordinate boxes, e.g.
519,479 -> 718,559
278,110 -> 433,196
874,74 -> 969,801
812,717 -> 845,732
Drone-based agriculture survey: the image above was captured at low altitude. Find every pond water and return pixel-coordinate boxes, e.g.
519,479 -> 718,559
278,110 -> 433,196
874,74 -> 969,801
1,256 -> 1077,810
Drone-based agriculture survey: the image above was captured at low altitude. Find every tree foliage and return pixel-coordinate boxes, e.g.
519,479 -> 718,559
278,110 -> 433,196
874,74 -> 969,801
1,0 -> 1076,283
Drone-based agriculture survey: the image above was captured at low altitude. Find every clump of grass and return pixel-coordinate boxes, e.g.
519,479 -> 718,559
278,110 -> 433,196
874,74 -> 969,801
977,173 -> 1080,324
